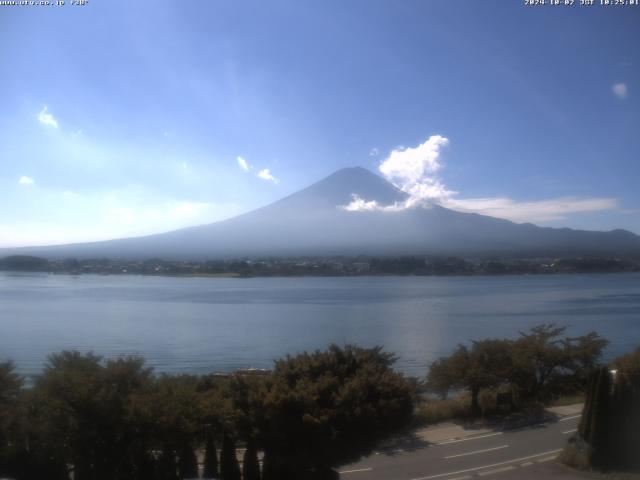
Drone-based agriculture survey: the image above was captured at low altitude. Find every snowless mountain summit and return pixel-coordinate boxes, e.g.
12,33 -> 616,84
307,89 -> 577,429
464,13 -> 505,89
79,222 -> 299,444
4,167 -> 640,259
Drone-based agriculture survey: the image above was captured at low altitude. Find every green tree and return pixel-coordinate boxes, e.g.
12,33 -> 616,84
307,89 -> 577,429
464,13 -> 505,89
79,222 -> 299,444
464,340 -> 513,417
219,432 -> 241,480
425,357 -> 458,400
511,325 -> 607,401
202,432 -> 219,479
259,344 -> 415,479
613,346 -> 640,385
242,440 -> 261,480
31,351 -> 154,480
178,444 -> 199,479
0,361 -> 23,477
131,374 -> 205,479
427,340 -> 513,417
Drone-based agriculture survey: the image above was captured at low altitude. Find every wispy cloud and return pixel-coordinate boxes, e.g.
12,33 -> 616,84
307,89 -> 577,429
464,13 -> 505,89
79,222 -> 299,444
257,168 -> 278,183
237,156 -> 279,183
612,83 -> 628,99
37,106 -> 58,128
369,147 -> 380,157
444,196 -> 618,223
237,156 -> 250,171
342,135 -> 619,224
18,176 -> 35,185
342,194 -> 404,213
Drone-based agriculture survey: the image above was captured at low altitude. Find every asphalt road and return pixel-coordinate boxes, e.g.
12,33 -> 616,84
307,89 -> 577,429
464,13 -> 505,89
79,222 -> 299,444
339,414 -> 582,480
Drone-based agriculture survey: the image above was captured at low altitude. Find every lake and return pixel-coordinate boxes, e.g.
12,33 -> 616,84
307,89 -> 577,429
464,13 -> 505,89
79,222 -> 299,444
1,272 -> 639,379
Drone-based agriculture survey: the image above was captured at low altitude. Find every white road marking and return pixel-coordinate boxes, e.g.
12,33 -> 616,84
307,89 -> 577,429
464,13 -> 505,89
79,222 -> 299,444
520,461 -> 533,467
562,429 -> 577,434
537,455 -> 558,463
436,432 -> 503,445
435,414 -> 581,446
444,445 -> 509,459
478,465 -> 516,476
339,467 -> 373,474
410,448 -> 563,480
559,414 -> 581,422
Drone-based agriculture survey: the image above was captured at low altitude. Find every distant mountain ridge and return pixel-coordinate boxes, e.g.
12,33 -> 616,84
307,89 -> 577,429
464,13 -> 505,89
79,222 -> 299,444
3,167 -> 640,260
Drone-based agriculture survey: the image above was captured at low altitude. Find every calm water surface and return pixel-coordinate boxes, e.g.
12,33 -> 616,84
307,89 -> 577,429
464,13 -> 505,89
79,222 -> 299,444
1,272 -> 639,378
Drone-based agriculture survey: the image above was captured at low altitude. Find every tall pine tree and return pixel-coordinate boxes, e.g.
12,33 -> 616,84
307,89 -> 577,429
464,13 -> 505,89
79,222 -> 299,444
219,432 -> 241,480
178,444 -> 199,479
203,432 -> 219,479
242,440 -> 260,480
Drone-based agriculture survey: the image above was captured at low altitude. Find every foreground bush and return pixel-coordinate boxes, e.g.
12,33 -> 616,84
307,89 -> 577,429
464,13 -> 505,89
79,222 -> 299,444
0,344 -> 415,480
258,345 -> 416,479
426,324 -> 608,417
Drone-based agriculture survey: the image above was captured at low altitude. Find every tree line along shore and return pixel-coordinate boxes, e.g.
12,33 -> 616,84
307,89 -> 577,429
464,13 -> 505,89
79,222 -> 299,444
1,254 -> 640,277
0,325 -> 639,480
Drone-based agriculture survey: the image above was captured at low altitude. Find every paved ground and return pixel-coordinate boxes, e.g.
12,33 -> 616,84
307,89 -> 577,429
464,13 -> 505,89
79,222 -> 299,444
476,460 -> 640,480
338,404 -> 587,480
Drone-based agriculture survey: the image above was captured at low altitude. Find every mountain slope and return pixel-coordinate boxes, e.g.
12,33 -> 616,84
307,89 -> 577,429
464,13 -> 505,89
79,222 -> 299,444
3,167 -> 640,259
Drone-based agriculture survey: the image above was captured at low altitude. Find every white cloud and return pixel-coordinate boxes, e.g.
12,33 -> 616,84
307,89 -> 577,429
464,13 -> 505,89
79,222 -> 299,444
341,194 -> 407,213
341,135 -> 619,224
38,106 -> 58,128
237,156 -> 279,184
443,196 -> 618,223
612,83 -> 628,99
369,147 -> 380,157
257,168 -> 278,183
342,135 -> 454,212
237,156 -> 250,171
379,135 -> 454,205
18,176 -> 34,185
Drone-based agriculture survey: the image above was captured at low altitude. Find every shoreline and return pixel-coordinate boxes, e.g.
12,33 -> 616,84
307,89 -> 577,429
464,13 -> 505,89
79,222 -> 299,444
1,269 -> 639,279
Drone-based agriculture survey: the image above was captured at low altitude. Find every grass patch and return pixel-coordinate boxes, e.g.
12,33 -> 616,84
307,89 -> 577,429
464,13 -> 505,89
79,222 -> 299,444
547,393 -> 585,407
414,393 -> 472,426
413,390 -> 583,427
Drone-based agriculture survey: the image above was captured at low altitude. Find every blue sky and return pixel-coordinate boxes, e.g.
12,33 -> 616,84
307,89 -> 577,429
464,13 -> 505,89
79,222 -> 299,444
1,0 -> 638,247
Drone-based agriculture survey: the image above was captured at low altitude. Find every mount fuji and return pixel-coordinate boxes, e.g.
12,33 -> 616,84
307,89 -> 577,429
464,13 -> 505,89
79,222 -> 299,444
4,167 -> 640,260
